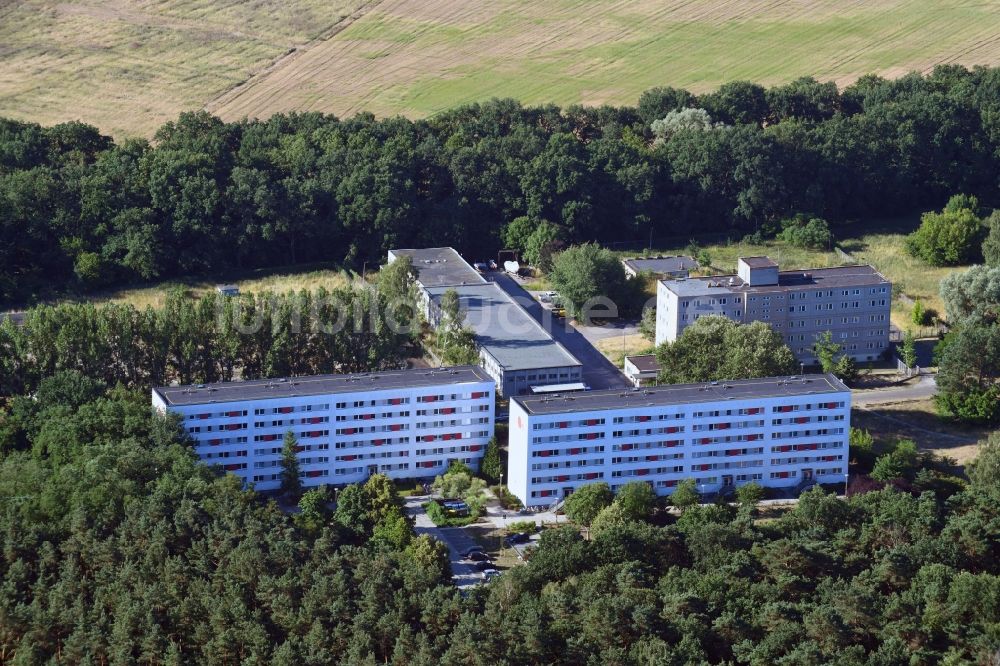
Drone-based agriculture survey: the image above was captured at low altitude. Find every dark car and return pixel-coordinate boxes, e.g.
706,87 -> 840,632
466,551 -> 490,562
473,560 -> 495,571
505,532 -> 530,546
460,545 -> 484,558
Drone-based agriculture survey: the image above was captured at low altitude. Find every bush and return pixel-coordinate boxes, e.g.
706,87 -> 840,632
424,500 -> 480,527
490,486 -> 524,511
491,485 -> 524,510
506,520 -> 536,534
906,196 -> 984,266
777,215 -> 833,249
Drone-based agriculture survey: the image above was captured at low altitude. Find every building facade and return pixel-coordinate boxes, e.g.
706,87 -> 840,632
388,247 -> 582,396
508,374 -> 850,507
152,366 -> 495,491
655,257 -> 892,363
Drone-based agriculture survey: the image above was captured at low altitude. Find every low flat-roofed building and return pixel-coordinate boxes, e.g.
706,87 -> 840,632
624,354 -> 660,387
425,283 -> 582,397
622,255 -> 698,279
508,373 -> 850,507
152,366 -> 496,491
655,257 -> 891,363
388,247 -> 582,396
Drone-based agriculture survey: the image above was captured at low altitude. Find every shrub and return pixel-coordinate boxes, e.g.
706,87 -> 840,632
424,500 -> 480,527
777,215 -> 833,249
491,485 -> 524,510
506,520 -> 536,534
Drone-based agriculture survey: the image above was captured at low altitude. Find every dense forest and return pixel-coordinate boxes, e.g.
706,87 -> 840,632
3,65 -> 1000,305
0,370 -> 998,663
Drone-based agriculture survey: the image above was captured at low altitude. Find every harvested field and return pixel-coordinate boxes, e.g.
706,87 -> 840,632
208,0 -> 1000,123
0,0 -> 369,137
2,0 -> 998,136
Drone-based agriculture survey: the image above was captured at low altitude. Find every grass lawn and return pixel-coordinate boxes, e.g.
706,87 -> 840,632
594,333 -> 654,368
852,399 -> 988,468
39,263 -> 356,311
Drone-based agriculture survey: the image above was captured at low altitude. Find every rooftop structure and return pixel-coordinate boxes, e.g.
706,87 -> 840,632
153,366 -> 492,407
623,354 -> 660,387
622,255 -> 698,279
512,373 -> 849,415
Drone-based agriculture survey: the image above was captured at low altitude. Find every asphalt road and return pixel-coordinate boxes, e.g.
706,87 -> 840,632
490,273 -> 632,391
852,374 -> 937,407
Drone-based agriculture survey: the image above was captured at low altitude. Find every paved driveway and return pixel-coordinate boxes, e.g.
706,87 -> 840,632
491,273 -> 632,391
405,496 -> 483,589
853,374 -> 937,407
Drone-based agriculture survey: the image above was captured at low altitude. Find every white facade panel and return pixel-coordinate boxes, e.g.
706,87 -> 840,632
508,380 -> 850,507
155,376 -> 496,491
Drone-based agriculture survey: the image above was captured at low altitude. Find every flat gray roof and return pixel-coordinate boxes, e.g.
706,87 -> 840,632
154,365 -> 493,407
388,247 -> 485,288
741,256 -> 779,268
512,373 -> 849,415
426,283 -> 581,372
623,256 -> 697,274
663,264 -> 889,298
625,354 -> 660,373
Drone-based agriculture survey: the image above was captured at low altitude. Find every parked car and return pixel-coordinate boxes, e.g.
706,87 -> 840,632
482,569 -> 501,580
460,545 -> 484,558
505,532 -> 530,546
473,560 -> 495,571
466,551 -> 490,562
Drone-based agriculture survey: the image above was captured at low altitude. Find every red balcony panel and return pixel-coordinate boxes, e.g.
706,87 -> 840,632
621,444 -> 633,451
469,445 -> 481,452
373,439 -> 385,446
362,413 -> 375,420
307,470 -> 322,478
646,455 -> 658,462
666,426 -> 678,434
558,422 -> 568,429
390,424 -> 401,432
777,471 -> 789,479
424,395 -> 437,403
453,433 -> 462,440
586,433 -> 598,440
637,469 -> 649,476
701,438 -> 712,445
441,407 -> 455,415
716,422 -> 730,430
424,435 -> 436,442
210,438 -> 222,446
224,463 -> 242,471
539,450 -> 551,457
746,434 -> 758,441
638,415 -> 650,422
727,449 -> 740,456
343,455 -> 355,461
586,473 -> 599,480
278,407 -> 292,414
390,398 -> 402,405
199,413 -> 210,420
471,391 -> 487,399
343,428 -> 355,435
295,445 -> 305,452
780,405 -> 793,412
569,448 -> 581,455
665,479 -> 677,487
540,489 -> 553,497
558,475 -> 569,482
225,423 -> 242,431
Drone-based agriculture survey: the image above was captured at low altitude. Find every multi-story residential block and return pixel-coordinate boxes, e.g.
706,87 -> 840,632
508,373 -> 850,507
655,256 -> 892,363
387,247 -> 583,396
152,366 -> 495,491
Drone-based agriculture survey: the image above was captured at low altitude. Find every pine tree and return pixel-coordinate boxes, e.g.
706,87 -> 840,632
479,437 -> 502,484
280,430 -> 302,498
